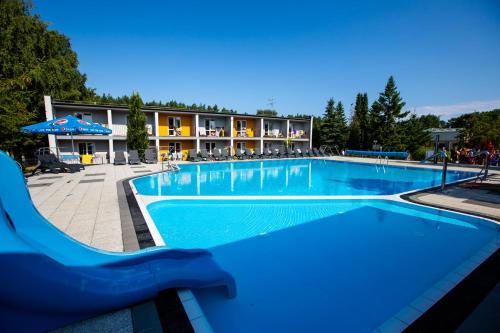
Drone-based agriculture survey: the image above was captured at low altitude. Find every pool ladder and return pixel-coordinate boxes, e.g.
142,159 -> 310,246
161,148 -> 181,172
374,155 -> 389,174
377,155 -> 389,166
474,151 -> 490,183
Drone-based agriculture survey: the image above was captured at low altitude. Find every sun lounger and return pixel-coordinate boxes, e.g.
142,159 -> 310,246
200,149 -> 212,161
221,148 -> 230,160
278,147 -> 286,158
128,150 -> 141,165
244,148 -> 255,159
264,149 -> 273,158
212,149 -> 222,161
319,147 -> 332,156
312,148 -> 321,157
295,148 -> 304,157
34,154 -> 82,174
235,149 -> 247,160
188,149 -> 200,162
114,151 -> 127,165
273,148 -> 281,158
284,147 -> 296,158
0,150 -> 236,333
305,148 -> 314,157
144,148 -> 158,164
32,155 -> 61,175
254,148 -> 263,159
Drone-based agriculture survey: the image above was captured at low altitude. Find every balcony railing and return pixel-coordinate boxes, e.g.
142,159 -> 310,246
199,128 -> 228,137
234,128 -> 258,138
263,129 -> 284,138
289,130 -> 307,139
111,124 -> 153,136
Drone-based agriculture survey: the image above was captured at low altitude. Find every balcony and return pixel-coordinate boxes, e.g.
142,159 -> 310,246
111,124 -> 154,136
199,127 -> 228,138
234,128 -> 257,138
289,130 -> 308,139
263,129 -> 285,138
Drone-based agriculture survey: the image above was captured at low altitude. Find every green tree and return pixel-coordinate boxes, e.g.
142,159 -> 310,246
448,109 -> 500,147
256,109 -> 278,116
369,76 -> 409,149
0,0 -> 92,157
321,99 -> 348,148
399,113 -> 432,158
348,93 -> 369,149
311,116 -> 323,147
418,114 -> 442,129
126,92 -> 149,157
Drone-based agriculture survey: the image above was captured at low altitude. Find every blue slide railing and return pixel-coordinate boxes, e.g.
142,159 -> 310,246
345,150 -> 409,159
0,151 -> 236,332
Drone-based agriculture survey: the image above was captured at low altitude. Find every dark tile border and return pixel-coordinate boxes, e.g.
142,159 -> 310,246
38,176 -> 63,180
79,179 -> 105,184
28,182 -> 53,187
401,181 -> 500,331
117,175 -> 194,333
403,249 -> 500,333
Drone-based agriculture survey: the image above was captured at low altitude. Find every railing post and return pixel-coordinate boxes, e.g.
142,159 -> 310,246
483,151 -> 490,181
441,153 -> 448,191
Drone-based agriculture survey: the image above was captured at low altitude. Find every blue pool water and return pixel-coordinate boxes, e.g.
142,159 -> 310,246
133,159 -> 476,196
147,200 -> 498,332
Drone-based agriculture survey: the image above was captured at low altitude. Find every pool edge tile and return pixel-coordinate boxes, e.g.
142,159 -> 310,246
377,317 -> 408,333
394,305 -> 423,325
410,295 -> 435,313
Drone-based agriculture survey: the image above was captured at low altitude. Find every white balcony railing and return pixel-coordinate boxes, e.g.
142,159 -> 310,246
111,124 -> 153,136
112,124 -> 128,136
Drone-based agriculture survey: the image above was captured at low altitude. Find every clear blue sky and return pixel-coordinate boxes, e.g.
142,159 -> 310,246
34,0 -> 500,119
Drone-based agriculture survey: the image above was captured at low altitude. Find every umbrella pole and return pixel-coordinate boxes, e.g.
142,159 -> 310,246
71,132 -> 75,161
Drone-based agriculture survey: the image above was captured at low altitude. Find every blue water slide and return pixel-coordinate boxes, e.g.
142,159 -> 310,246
0,150 -> 236,332
345,150 -> 409,159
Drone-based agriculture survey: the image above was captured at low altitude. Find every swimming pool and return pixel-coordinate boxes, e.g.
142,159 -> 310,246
131,159 -> 498,332
132,159 -> 476,196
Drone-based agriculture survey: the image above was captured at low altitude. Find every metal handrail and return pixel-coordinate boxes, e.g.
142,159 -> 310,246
161,147 -> 181,172
377,155 -> 389,166
475,151 -> 490,183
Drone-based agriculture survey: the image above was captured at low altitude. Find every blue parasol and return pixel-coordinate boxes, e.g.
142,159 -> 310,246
22,115 -> 112,159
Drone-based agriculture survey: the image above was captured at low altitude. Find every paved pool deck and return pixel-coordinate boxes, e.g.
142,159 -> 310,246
27,156 -> 499,332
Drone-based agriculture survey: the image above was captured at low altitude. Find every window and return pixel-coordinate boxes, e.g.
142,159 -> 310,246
168,117 -> 181,136
75,112 -> 92,122
264,121 -> 273,136
168,142 -> 182,160
205,119 -> 216,136
236,120 -> 247,137
236,142 -> 246,151
168,142 -> 182,153
205,142 -> 216,154
78,142 -> 95,155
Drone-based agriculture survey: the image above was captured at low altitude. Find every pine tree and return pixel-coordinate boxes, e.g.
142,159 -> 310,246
321,99 -> 348,148
370,76 -> 409,149
348,93 -> 369,149
126,92 -> 149,157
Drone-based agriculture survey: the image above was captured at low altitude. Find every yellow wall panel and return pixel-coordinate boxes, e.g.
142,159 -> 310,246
159,114 -> 193,137
233,118 -> 256,138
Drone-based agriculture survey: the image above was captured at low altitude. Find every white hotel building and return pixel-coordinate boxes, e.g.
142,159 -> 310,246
44,96 -> 313,163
